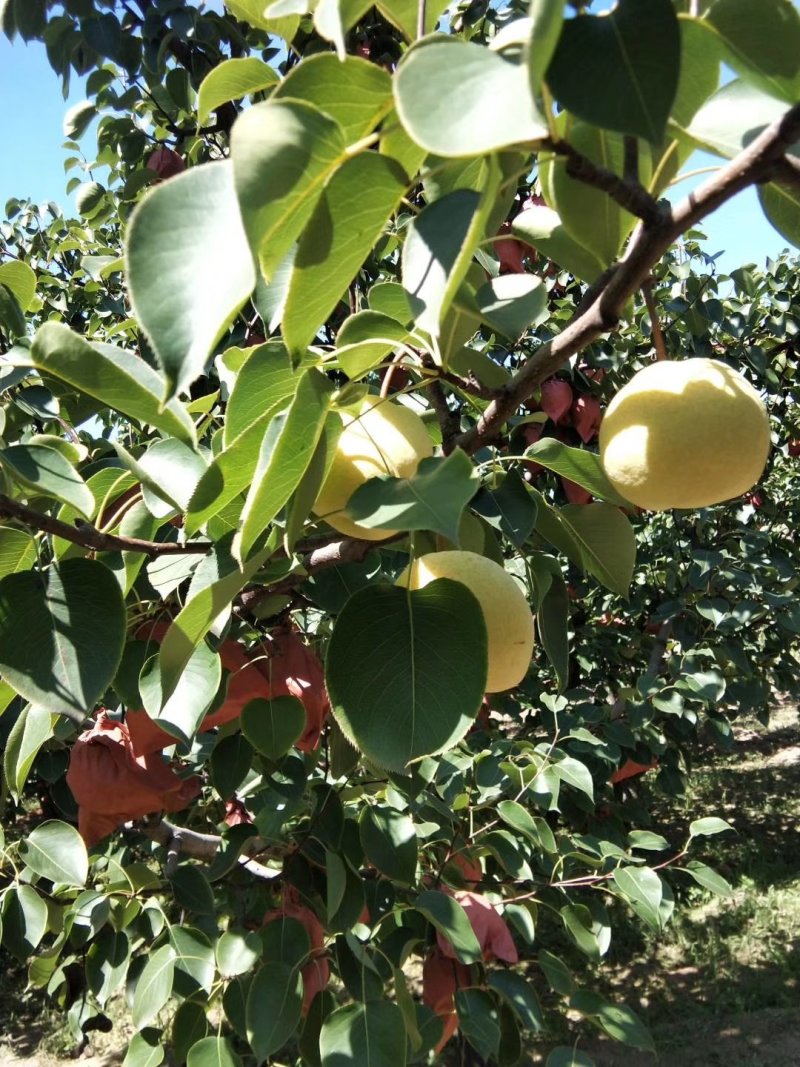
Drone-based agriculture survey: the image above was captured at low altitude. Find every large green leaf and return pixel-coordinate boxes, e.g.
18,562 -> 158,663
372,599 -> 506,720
235,368 -> 333,560
127,161 -> 254,399
395,37 -> 547,157
241,696 -> 306,760
282,153 -> 407,353
3,703 -> 52,803
32,324 -> 197,448
140,639 -> 221,746
246,963 -> 304,1060
415,889 -> 482,964
0,525 -> 36,580
346,451 -> 480,544
320,1002 -> 406,1067
0,559 -> 126,720
528,0 -> 566,96
525,438 -> 629,504
455,988 -> 501,1061
0,444 -> 94,517
132,944 -> 176,1030
402,187 -> 485,339
335,311 -> 411,380
758,181 -> 800,249
703,0 -> 800,103
186,1038 -> 241,1067
273,53 -> 393,142
231,99 -> 346,281
2,885 -> 48,960
488,970 -> 545,1033
510,204 -> 604,282
546,0 -> 680,143
528,554 -> 569,693
0,260 -> 36,310
157,533 -> 275,703
197,57 -> 279,125
559,503 -> 636,599
224,342 -> 310,446
570,990 -> 654,1051
685,79 -> 791,159
326,579 -> 487,772
359,805 -> 417,884
18,820 -> 88,887
474,274 -> 548,339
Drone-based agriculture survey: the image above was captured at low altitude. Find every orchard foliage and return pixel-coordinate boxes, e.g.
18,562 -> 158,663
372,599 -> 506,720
0,0 -> 799,1064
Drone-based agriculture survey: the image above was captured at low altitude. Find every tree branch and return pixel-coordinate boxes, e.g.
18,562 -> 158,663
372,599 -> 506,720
641,278 -> 668,361
0,494 -> 211,556
546,137 -> 665,226
456,103 -> 800,453
131,816 -> 281,881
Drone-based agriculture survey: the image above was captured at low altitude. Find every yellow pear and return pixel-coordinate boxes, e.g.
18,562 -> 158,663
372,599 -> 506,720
397,550 -> 535,693
599,358 -> 770,510
313,396 -> 433,540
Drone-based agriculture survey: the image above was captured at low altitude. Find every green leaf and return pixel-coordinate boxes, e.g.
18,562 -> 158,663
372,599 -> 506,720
759,181 -> 800,249
326,580 -> 487,772
685,79 -> 790,159
87,929 -> 131,1007
0,283 -> 25,339
346,451 -> 479,544
497,800 -> 541,846
0,559 -> 126,720
488,970 -> 544,1032
528,0 -> 567,97
140,640 -> 221,748
18,820 -> 88,886
395,37 -> 547,157
285,411 -> 343,553
127,160 -> 255,400
376,0 -> 449,39
611,866 -> 666,933
683,860 -> 734,897
402,187 -> 484,338
474,274 -> 548,339
0,444 -> 94,517
312,0 -> 373,60
528,556 -> 569,693
63,99 -> 96,139
537,949 -> 574,996
216,930 -> 262,978
558,503 -> 636,599
2,885 -> 47,960
231,99 -> 346,281
273,53 -> 393,143
224,342 -> 308,446
210,734 -> 254,800
186,1037 -> 241,1067
0,260 -> 36,310
31,323 -> 197,448
3,703 -> 52,803
525,439 -> 627,504
170,925 -> 216,995
156,534 -> 274,703
123,1030 -> 164,1067
415,889 -> 482,964
552,754 -> 594,800
546,0 -> 680,143
689,816 -> 734,838
561,904 -> 601,961
197,57 -> 279,125
473,472 -> 537,549
235,368 -> 333,561
241,695 -> 306,760
246,962 -> 304,1060
359,805 -> 417,884
173,1003 -> 209,1064
0,526 -> 36,580
282,153 -> 407,353
320,1001 -> 407,1067
570,990 -> 654,1051
703,0 -> 800,103
132,944 -> 176,1030
169,865 -> 216,916
455,988 -> 501,1061
335,310 -> 411,380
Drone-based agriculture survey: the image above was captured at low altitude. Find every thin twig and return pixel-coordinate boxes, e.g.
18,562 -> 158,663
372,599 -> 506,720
641,278 -> 668,361
0,494 -> 212,556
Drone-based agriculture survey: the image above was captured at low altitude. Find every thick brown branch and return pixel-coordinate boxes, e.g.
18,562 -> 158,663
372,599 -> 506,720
457,103 -> 800,453
131,816 -> 281,881
0,494 -> 211,556
546,137 -> 665,227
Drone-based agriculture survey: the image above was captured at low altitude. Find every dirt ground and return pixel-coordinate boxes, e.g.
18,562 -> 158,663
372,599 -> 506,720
2,702 -> 799,1067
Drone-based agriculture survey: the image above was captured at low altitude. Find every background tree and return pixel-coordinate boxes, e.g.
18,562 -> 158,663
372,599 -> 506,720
0,1 -> 799,1064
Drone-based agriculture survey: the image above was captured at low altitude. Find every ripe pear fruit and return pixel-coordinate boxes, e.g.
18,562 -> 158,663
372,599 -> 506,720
397,550 -> 535,693
599,358 -> 770,510
312,396 -> 433,540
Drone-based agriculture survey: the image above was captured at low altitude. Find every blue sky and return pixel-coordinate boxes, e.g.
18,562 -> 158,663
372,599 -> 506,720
0,23 -> 793,275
